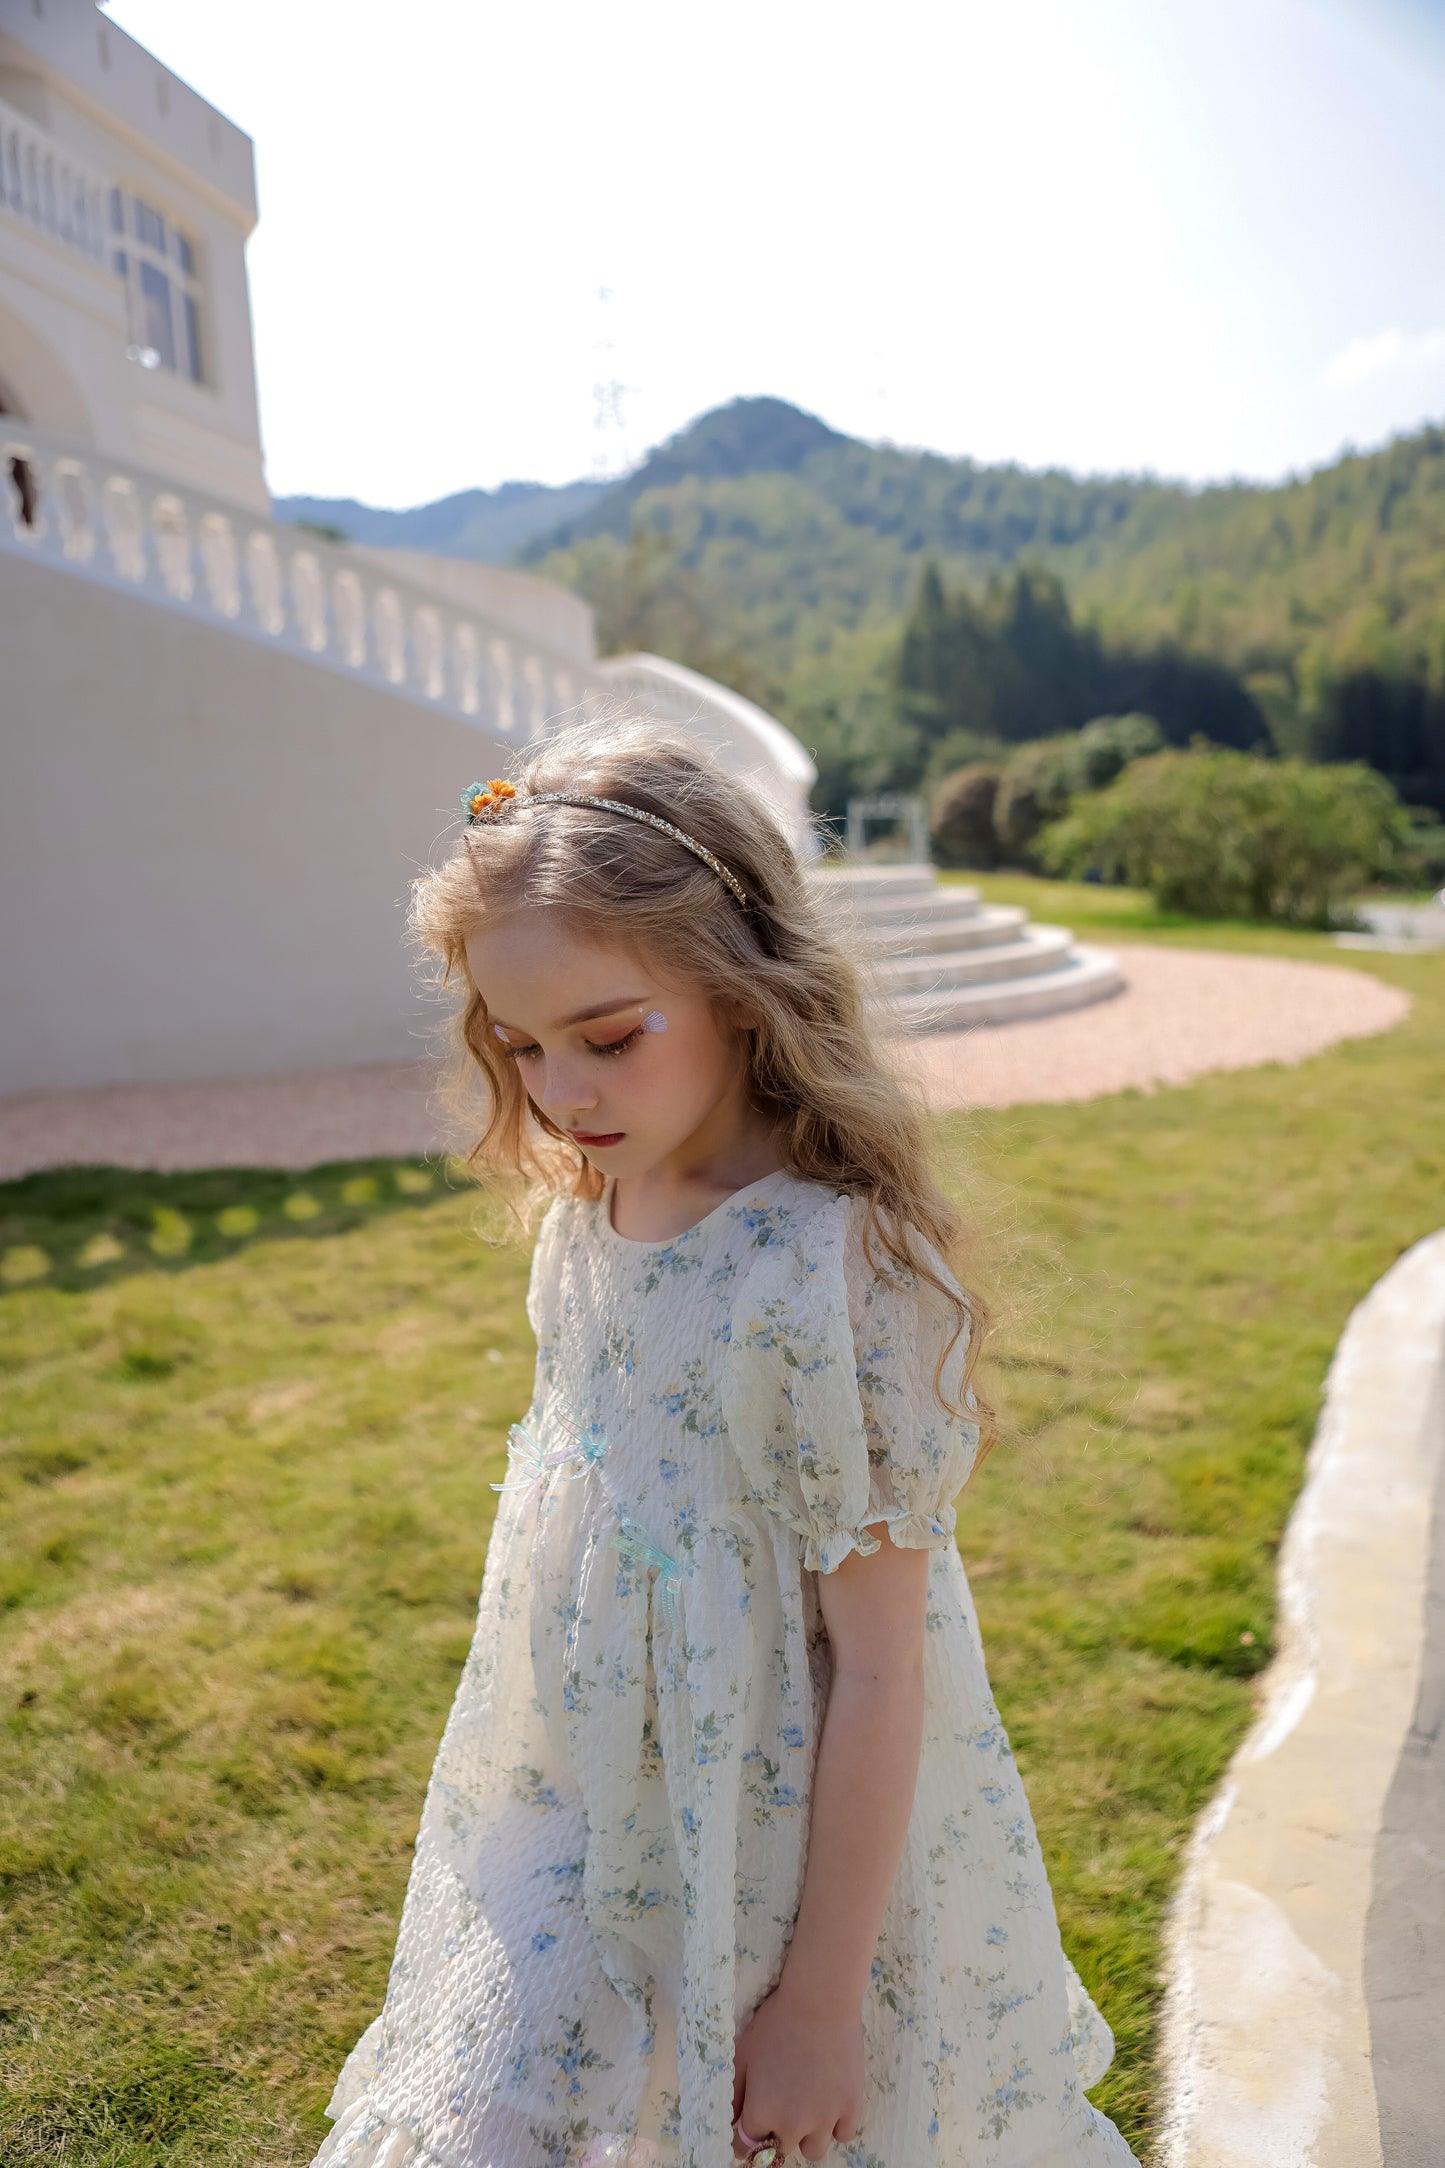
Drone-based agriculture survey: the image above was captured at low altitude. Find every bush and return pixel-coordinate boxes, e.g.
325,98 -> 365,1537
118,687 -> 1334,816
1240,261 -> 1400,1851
993,738 -> 1078,856
1038,747 -> 1410,924
929,764 -> 1002,868
1069,711 -> 1164,791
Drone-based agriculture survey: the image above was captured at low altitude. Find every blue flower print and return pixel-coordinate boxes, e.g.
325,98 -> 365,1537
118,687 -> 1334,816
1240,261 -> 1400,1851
979,2059 -> 1045,2141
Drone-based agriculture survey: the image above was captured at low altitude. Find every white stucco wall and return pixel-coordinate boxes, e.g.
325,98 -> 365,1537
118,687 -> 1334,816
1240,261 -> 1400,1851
0,550 -> 508,1094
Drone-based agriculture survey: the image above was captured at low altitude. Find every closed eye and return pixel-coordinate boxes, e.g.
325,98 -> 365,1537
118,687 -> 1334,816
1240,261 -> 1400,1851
495,1023 -> 646,1063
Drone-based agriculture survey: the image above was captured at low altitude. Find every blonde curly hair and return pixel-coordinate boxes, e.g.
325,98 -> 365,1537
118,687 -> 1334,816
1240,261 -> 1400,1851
410,711 -> 991,1440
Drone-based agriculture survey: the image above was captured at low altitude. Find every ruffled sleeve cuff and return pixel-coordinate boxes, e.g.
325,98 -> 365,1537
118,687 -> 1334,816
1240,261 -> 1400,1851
801,1501 -> 960,1575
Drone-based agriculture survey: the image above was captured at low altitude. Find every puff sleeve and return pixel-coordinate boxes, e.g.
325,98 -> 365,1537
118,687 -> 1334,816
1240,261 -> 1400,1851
719,1190 -> 981,1574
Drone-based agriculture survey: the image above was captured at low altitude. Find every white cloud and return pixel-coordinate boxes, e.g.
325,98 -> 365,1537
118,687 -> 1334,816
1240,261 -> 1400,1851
1325,327 -> 1445,390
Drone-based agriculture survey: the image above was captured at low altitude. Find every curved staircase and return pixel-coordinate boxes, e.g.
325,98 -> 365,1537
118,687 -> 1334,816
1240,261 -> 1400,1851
806,864 -> 1123,1032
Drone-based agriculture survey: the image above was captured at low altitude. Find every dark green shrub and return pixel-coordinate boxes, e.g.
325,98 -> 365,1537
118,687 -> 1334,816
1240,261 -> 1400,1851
1039,747 -> 1410,924
993,738 -> 1077,856
929,764 -> 1002,868
1069,711 -> 1164,791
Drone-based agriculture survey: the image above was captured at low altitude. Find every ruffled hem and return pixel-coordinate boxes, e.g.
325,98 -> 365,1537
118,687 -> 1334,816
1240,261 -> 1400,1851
311,2100 -> 445,2168
803,1502 -> 958,1575
313,2096 -> 674,2168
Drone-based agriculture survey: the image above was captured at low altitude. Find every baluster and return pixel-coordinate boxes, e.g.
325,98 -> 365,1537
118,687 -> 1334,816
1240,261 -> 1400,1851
52,459 -> 96,563
289,550 -> 328,652
101,475 -> 147,582
488,637 -> 515,735
244,530 -> 285,635
197,513 -> 240,616
452,622 -> 481,714
333,569 -> 367,667
523,655 -> 546,740
373,588 -> 406,683
412,605 -> 444,697
151,494 -> 195,602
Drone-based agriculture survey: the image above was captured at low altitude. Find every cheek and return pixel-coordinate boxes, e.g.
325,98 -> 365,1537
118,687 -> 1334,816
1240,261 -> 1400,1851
641,1023 -> 730,1098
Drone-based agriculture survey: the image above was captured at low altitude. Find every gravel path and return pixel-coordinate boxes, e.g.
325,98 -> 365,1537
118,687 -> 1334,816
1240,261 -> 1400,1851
894,942 -> 1410,1113
0,945 -> 1410,1179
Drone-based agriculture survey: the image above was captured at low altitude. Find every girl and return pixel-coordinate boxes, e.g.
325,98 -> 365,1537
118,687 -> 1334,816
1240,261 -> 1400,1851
312,717 -> 1139,2168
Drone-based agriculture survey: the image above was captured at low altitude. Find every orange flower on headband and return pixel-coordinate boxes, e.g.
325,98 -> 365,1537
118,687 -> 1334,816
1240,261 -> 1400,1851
463,779 -> 517,822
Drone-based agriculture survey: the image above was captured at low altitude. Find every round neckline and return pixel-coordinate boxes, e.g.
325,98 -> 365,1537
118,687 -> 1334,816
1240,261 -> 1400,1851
601,1166 -> 797,1249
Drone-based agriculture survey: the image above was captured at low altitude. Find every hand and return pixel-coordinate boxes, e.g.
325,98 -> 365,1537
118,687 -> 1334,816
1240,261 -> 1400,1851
732,1979 -> 864,2163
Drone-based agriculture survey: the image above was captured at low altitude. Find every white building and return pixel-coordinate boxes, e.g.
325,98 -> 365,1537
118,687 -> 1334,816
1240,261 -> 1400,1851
0,0 -> 267,507
0,0 -> 816,1097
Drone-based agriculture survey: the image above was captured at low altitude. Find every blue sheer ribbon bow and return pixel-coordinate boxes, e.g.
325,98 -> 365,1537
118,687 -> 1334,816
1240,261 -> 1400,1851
491,1405 -> 609,1500
612,1516 -> 683,1631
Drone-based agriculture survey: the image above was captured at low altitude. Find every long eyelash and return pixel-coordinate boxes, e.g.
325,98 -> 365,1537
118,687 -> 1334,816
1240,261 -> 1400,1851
591,1024 -> 645,1058
495,1024 -> 645,1063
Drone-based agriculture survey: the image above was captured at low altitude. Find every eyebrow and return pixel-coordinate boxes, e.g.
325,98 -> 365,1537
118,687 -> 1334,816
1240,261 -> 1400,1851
489,997 -> 646,1034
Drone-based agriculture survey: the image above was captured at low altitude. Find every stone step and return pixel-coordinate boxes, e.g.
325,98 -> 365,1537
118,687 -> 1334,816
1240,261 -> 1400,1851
873,925 -> 1075,993
869,945 -> 1124,1031
807,865 -> 975,912
870,904 -> 1027,956
827,890 -> 994,935
807,860 -> 1123,1032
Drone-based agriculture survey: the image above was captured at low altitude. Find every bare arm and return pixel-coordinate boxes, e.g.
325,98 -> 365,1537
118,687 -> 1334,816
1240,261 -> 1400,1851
732,1531 -> 929,2162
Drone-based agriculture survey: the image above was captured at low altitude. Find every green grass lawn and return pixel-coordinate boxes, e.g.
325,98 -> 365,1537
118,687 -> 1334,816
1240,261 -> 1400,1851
2,913 -> 1441,2165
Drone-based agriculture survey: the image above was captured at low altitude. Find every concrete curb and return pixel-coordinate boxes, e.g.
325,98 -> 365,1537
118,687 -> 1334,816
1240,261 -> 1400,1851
1156,1227 -> 1445,2168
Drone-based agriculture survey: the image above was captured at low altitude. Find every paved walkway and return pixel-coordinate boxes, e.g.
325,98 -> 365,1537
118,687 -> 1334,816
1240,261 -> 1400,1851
1157,1230 -> 1445,2168
0,945 -> 1410,1179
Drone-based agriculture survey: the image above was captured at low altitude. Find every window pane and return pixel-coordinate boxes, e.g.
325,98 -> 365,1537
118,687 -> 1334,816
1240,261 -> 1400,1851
113,248 -> 127,279
109,185 -> 124,233
182,293 -> 203,384
138,260 -> 176,370
133,197 -> 166,253
174,229 -> 195,275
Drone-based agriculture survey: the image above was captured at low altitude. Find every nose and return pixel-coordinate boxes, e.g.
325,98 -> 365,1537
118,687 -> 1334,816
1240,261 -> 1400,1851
535,1053 -> 599,1121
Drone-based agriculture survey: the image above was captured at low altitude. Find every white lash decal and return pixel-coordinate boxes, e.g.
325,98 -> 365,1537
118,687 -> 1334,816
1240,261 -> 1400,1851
639,1011 -> 668,1032
493,1024 -> 510,1042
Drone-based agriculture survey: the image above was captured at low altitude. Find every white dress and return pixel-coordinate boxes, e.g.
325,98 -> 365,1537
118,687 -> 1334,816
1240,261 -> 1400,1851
313,1167 -> 1139,2168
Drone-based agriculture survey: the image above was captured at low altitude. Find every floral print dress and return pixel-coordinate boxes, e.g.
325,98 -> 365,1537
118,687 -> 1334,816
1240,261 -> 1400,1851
312,1167 -> 1139,2168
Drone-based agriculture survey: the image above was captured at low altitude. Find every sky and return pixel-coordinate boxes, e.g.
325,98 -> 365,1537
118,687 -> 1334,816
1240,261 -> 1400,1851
105,0 -> 1445,509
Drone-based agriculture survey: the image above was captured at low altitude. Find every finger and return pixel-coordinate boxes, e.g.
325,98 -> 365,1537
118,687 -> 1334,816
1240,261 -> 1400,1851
741,2094 -> 796,2163
833,2112 -> 859,2145
800,2127 -> 834,2163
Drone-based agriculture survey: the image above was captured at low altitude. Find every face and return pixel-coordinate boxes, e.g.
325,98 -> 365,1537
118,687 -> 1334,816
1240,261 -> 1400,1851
465,911 -> 754,1178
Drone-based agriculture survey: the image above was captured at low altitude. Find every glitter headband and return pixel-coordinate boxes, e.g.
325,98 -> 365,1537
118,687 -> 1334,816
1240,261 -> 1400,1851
460,778 -> 752,911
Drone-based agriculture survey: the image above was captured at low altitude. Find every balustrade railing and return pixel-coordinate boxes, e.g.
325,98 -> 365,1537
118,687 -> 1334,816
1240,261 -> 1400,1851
0,424 -> 817,842
0,423 -> 591,739
0,97 -> 110,269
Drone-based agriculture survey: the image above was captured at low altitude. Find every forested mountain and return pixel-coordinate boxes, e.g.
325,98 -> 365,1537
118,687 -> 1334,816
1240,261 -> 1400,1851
277,396 -> 1445,814
526,399 -> 1445,814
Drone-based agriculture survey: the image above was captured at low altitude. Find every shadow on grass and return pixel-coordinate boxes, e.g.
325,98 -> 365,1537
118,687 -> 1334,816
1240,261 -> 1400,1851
0,1157 -> 461,1297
